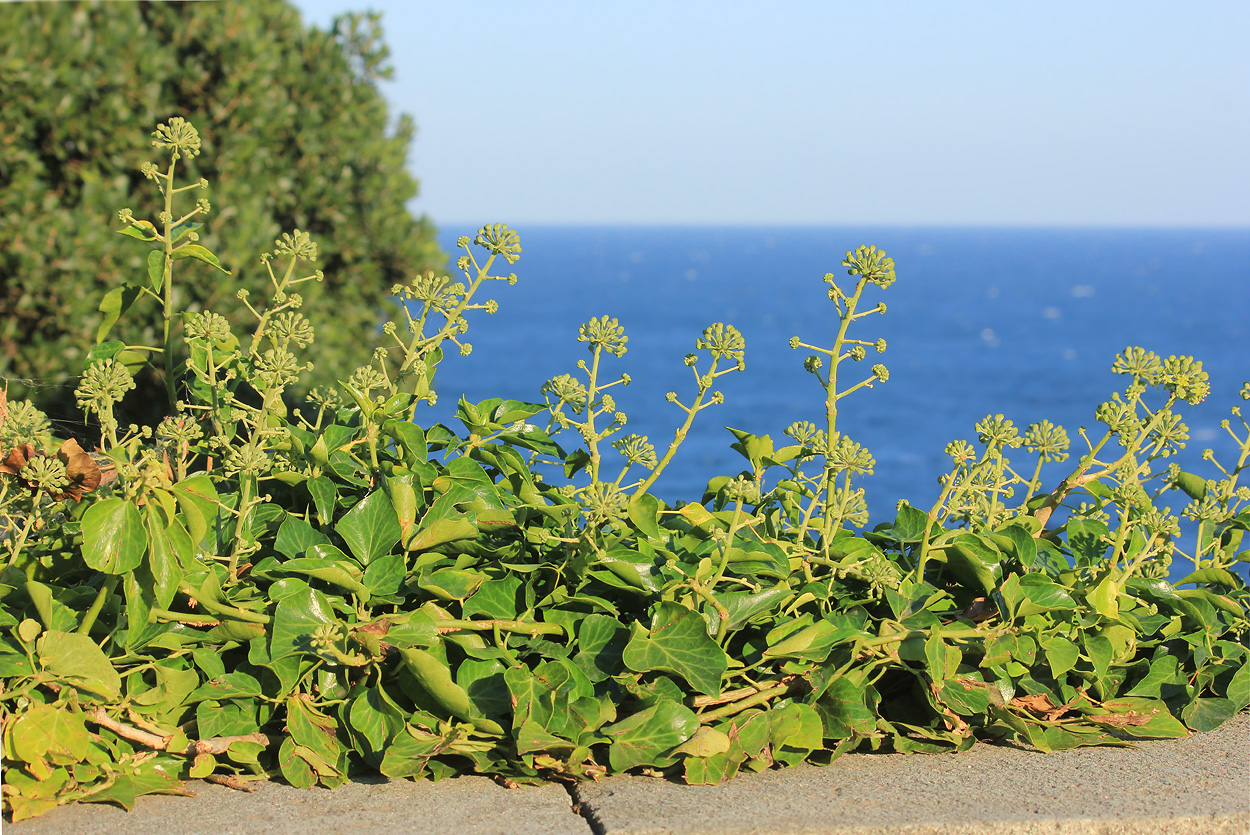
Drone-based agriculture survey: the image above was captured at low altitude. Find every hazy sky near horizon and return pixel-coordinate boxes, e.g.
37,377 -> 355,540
292,1 -> 1248,227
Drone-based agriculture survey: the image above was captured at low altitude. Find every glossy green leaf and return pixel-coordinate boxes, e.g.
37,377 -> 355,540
601,699 -> 699,771
81,497 -> 146,574
628,492 -> 662,540
336,489 -> 401,565
623,602 -> 728,696
268,587 -> 336,661
170,243 -> 230,272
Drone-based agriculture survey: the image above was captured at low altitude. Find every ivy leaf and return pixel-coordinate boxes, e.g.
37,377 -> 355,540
170,473 -> 219,549
274,513 -> 332,559
81,497 -> 146,574
9,704 -> 90,764
336,489 -> 401,565
170,243 -> 230,273
623,602 -> 728,696
601,699 -> 699,771
269,587 -> 336,661
628,492 -> 662,540
37,631 -> 122,702
95,284 -> 144,343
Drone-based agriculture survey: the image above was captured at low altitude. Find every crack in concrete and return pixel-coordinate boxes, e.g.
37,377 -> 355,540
563,782 -> 606,835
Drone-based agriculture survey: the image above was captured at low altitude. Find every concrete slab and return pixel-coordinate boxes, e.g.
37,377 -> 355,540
6,774 -> 590,835
573,712 -> 1250,835
6,713 -> 1247,834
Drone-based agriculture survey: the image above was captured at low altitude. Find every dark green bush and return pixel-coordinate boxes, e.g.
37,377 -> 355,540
0,0 -> 442,420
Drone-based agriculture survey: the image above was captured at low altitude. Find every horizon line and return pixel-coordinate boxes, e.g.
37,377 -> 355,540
429,219 -> 1250,232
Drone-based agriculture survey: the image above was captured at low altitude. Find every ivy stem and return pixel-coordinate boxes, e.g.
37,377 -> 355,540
698,682 -> 791,723
78,575 -> 120,636
160,158 -> 179,412
636,356 -> 721,496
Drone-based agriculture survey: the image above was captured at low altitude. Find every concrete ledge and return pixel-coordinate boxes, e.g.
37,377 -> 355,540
5,774 -> 587,835
574,711 -> 1250,835
7,712 -> 1247,834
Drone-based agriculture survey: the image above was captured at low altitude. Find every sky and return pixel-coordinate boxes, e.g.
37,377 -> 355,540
291,1 -> 1250,227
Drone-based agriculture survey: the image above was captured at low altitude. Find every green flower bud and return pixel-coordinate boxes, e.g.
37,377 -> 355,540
842,245 -> 896,288
151,116 -> 202,158
474,223 -> 522,264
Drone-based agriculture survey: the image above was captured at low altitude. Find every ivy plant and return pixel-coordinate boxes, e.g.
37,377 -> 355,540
1,120 -> 1246,822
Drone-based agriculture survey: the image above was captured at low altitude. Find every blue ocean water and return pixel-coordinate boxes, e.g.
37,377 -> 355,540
419,226 -> 1249,538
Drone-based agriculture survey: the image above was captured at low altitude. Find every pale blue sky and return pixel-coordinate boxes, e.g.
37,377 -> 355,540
292,1 -> 1248,227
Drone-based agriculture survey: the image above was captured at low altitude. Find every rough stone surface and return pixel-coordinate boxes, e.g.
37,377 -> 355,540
573,711 -> 1250,835
5,774 -> 589,835
6,713 -> 1248,834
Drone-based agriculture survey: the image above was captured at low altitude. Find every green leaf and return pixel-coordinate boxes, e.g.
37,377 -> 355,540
81,497 -> 146,574
1125,654 -> 1183,699
117,219 -> 159,241
398,647 -> 503,733
146,249 -> 164,291
601,700 -> 699,771
9,704 -> 90,764
1173,567 -> 1240,588
285,696 -> 344,785
595,548 -> 665,594
763,610 -> 869,662
1095,697 -> 1191,738
574,614 -> 630,683
815,675 -> 878,740
274,513 -> 332,559
38,630 -> 122,702
1087,575 -> 1121,620
170,243 -> 230,272
189,671 -> 263,702
768,701 -> 823,767
628,492 -> 662,540
384,421 -> 428,465
96,284 -> 144,343
275,551 -> 372,600
622,602 -> 728,696
1172,470 -> 1208,501
348,685 -> 405,757
1228,658 -> 1250,711
1041,635 -> 1081,678
945,533 -> 1003,594
145,506 -> 190,609
1182,697 -> 1237,732
363,553 -> 406,597
999,573 -> 1076,619
1067,518 -> 1110,564
462,573 -> 521,620
407,512 -> 478,552
336,489 -> 402,565
726,427 -> 774,468
870,503 -> 930,544
170,474 -> 219,549
269,587 -> 336,661
418,568 -> 486,601
306,475 -> 338,526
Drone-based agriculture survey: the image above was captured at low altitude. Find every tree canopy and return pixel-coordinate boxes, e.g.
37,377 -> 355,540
0,0 -> 443,420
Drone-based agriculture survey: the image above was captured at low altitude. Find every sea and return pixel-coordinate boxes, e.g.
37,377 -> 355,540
417,226 -> 1249,576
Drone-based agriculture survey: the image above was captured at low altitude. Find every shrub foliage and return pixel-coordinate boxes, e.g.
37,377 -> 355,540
0,121 -> 1247,822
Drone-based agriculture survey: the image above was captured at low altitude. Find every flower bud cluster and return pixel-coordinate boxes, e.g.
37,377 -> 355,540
613,434 -> 657,469
577,316 -> 628,357
474,223 -> 523,264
